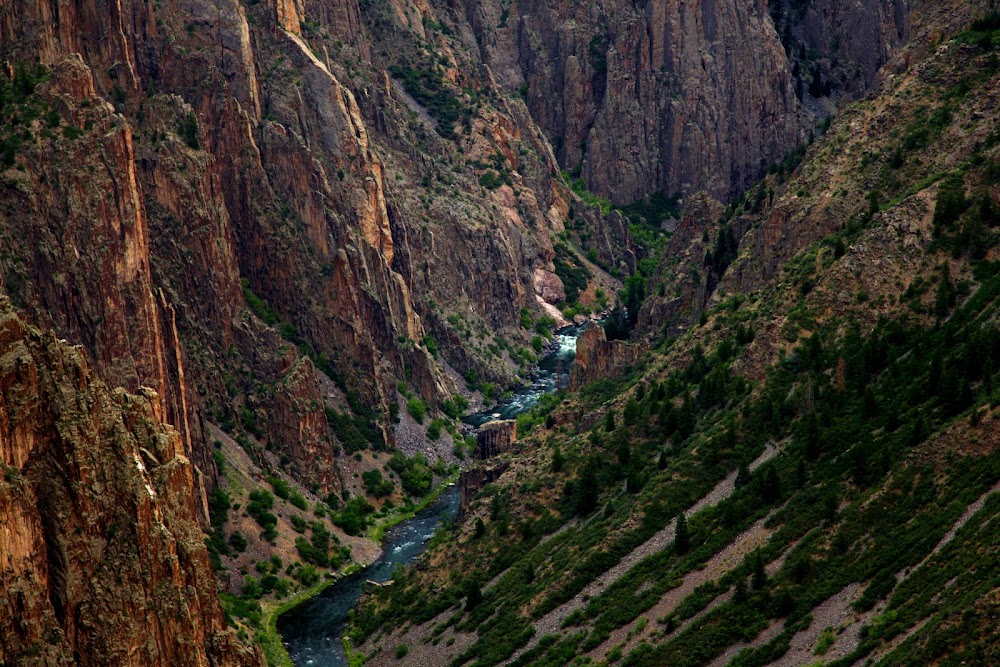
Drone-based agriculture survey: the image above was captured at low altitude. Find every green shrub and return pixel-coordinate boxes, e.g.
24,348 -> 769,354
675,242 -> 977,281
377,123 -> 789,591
441,394 -> 469,419
228,530 -> 248,553
247,489 -> 277,541
814,628 -> 836,655
407,397 -> 427,423
389,65 -> 467,139
178,111 -> 199,149
334,497 -> 375,535
933,173 -> 968,234
268,475 -> 290,500
289,490 -> 308,511
389,451 -> 433,497
479,170 -> 503,189
421,334 -> 438,358
363,469 -> 395,497
241,279 -> 278,325
325,406 -> 381,453
553,242 -> 591,304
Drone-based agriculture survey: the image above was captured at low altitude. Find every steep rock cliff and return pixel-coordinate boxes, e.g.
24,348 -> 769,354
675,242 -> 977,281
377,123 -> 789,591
456,0 -> 925,204
474,419 -> 518,460
0,300 -> 262,666
569,321 -> 643,389
638,0 -> 1000,339
0,0 -> 623,651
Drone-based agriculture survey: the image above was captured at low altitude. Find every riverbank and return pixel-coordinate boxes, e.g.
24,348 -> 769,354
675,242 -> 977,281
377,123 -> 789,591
257,564 -> 360,666
275,325 -> 586,665
367,472 -> 459,543
261,473 -> 459,666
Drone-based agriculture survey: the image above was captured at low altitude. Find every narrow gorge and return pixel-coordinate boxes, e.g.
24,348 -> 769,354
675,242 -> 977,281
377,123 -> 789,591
2,0 -> 999,666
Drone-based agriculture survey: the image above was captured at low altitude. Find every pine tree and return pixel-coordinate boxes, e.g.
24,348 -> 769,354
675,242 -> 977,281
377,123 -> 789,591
932,175 -> 968,234
464,579 -> 482,610
675,393 -> 696,443
934,263 -> 956,319
751,550 -> 768,590
179,111 -> 200,150
735,460 -> 751,489
824,492 -> 839,523
657,449 -> 670,470
795,458 -> 808,487
734,578 -> 749,604
551,446 -> 564,473
674,513 -> 689,554
908,412 -> 926,448
615,429 -> 631,467
759,464 -> 781,503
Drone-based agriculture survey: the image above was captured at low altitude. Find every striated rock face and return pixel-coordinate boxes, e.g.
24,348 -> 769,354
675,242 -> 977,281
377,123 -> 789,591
263,357 -> 344,495
0,0 -> 625,651
0,56 -> 217,502
637,193 -> 727,335
637,1 -> 995,342
457,0 -> 922,204
534,268 -> 566,305
0,301 -> 262,666
0,0 -> 624,506
474,420 -> 519,461
569,322 -> 643,390
793,0 -> 909,97
458,461 -> 511,521
461,0 -> 803,203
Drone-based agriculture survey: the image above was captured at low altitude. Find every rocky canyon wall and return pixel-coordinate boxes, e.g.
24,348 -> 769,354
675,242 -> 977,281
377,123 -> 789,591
456,0 -> 915,204
0,300 -> 262,665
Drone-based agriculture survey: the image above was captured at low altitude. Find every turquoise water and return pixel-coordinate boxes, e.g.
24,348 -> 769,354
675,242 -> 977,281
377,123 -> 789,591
277,324 -> 585,665
276,487 -> 459,666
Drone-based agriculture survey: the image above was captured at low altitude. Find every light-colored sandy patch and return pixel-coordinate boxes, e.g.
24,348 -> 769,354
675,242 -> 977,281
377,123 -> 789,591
768,583 -> 864,667
590,513 -> 777,661
362,608 -> 476,667
506,443 -> 782,663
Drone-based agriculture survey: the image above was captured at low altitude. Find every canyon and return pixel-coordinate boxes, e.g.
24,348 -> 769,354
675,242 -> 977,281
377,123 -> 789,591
1,0 -> 997,665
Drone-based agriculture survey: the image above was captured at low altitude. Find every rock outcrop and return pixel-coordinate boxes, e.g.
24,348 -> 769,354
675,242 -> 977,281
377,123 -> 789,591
263,357 -> 344,495
0,300 -> 262,666
459,419 -> 518,522
459,0 -> 920,204
569,322 -> 643,390
458,461 -> 511,521
474,420 -> 519,461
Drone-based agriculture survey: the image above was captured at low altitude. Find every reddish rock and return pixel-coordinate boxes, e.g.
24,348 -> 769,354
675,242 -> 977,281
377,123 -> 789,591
458,461 -> 511,521
534,268 -> 566,304
264,357 -> 344,495
569,322 -> 643,390
474,420 -> 519,461
0,301 -> 262,666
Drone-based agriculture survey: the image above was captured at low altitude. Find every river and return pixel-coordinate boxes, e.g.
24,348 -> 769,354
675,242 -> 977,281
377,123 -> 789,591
276,322 -> 588,666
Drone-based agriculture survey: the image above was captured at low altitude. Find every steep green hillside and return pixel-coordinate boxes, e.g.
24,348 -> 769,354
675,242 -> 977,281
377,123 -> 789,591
347,15 -> 1000,667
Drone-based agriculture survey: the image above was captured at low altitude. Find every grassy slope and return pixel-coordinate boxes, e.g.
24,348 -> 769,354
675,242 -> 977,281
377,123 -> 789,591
348,18 -> 1000,667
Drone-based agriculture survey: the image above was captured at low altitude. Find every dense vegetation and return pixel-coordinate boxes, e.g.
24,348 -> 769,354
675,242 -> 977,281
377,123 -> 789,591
389,64 -> 469,139
348,18 -> 1000,667
0,63 -> 53,168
